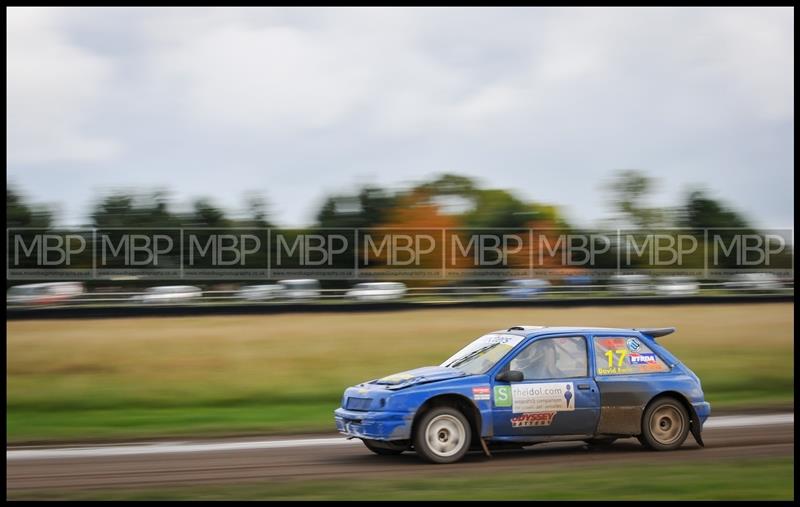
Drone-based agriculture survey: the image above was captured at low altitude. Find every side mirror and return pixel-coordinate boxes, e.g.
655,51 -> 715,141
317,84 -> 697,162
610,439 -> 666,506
496,370 -> 524,382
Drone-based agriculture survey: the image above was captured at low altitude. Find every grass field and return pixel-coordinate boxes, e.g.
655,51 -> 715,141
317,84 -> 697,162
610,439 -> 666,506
6,302 -> 794,443
8,457 -> 794,500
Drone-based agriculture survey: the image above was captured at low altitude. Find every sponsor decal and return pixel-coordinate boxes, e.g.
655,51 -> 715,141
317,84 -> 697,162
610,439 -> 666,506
599,338 -> 626,349
596,366 -> 635,375
510,382 -> 576,413
487,334 -> 515,344
626,338 -> 641,351
629,353 -> 657,364
472,386 -> 491,401
511,412 -> 556,427
494,385 -> 512,407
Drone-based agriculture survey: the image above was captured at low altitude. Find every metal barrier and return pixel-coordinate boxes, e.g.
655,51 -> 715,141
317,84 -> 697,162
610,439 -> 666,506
6,280 -> 795,319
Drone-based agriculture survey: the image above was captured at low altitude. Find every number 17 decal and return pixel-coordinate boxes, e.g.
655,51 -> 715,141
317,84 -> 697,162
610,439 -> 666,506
605,349 -> 627,368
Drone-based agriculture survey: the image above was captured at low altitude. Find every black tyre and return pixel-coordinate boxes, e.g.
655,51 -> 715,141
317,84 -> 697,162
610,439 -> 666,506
639,397 -> 690,451
362,439 -> 408,455
413,406 -> 472,464
584,437 -> 618,447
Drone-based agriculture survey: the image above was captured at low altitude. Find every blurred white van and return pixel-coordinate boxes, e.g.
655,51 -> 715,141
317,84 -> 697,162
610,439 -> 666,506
134,285 -> 202,304
608,274 -> 652,295
237,284 -> 283,301
654,276 -> 699,296
346,282 -> 407,301
7,282 -> 84,306
278,279 -> 321,300
724,273 -> 782,291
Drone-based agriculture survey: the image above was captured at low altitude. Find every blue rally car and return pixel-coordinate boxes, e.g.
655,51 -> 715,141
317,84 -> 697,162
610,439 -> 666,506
334,326 -> 710,463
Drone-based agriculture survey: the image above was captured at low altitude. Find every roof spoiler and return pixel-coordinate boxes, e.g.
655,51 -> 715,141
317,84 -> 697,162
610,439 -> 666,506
635,327 -> 676,338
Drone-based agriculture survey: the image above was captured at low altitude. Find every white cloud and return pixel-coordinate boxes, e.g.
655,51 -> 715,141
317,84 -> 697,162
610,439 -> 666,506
4,7 -> 794,229
6,7 -> 120,164
151,23 -> 373,130
700,7 -> 794,121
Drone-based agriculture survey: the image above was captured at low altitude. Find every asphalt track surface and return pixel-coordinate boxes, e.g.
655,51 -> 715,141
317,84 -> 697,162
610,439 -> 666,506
6,414 -> 793,493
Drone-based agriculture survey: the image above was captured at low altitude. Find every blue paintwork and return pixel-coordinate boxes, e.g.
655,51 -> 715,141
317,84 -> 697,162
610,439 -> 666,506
333,326 -> 710,444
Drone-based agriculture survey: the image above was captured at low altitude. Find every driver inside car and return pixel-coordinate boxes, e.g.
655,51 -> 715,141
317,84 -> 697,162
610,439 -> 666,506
513,340 -> 560,379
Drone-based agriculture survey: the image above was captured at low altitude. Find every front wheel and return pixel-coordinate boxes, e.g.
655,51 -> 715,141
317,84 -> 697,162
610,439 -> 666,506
639,397 -> 690,451
362,439 -> 408,455
413,406 -> 471,464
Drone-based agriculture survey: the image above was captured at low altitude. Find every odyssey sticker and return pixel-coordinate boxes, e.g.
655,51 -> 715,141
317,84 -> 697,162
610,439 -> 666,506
511,412 -> 556,427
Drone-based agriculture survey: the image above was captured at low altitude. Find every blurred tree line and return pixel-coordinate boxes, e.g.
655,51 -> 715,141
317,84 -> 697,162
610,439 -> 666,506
7,171 -> 760,233
7,170 -> 792,282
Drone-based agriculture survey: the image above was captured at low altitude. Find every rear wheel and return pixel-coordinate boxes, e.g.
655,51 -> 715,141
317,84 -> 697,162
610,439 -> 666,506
362,439 -> 408,455
413,406 -> 471,464
639,397 -> 690,451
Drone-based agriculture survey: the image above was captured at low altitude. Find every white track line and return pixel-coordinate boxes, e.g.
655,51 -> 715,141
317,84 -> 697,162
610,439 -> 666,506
6,413 -> 792,461
703,413 -> 793,429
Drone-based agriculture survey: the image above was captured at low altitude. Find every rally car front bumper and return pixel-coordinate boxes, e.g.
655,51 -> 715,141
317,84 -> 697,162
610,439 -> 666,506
334,407 -> 414,441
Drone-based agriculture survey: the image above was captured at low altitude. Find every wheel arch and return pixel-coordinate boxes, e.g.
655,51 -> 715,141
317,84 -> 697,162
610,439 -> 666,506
644,390 -> 704,447
411,393 -> 481,448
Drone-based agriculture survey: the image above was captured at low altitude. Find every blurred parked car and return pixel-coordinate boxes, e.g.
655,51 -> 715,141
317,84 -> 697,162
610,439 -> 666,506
237,284 -> 283,301
723,273 -> 782,292
7,282 -> 84,306
133,285 -> 203,304
502,279 -> 550,299
654,276 -> 699,296
563,274 -> 592,286
608,274 -> 652,295
278,279 -> 321,300
346,282 -> 407,301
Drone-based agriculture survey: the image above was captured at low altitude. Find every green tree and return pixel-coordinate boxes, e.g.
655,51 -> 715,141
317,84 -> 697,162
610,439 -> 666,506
316,185 -> 397,228
7,187 -> 52,228
91,191 -> 178,228
241,193 -> 272,228
464,189 -> 567,229
188,198 -> 229,228
680,190 -> 750,229
606,170 -> 669,228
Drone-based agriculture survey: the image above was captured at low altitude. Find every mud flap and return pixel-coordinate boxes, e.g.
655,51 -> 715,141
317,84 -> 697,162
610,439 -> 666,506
688,406 -> 705,447
479,438 -> 492,458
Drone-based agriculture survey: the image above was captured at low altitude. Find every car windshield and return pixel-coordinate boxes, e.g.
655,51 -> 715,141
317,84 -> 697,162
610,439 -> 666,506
440,333 -> 525,375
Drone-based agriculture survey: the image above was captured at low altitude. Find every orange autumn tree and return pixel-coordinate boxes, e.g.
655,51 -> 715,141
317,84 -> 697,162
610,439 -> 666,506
365,174 -> 577,285
366,187 -> 464,287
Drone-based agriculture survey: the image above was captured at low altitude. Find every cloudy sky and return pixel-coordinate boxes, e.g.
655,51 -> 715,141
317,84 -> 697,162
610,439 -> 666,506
6,7 -> 794,228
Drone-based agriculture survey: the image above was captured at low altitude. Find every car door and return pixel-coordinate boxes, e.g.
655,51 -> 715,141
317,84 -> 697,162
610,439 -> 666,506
492,334 -> 600,437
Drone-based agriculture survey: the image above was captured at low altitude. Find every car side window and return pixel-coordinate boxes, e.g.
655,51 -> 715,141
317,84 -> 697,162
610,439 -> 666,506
593,336 -> 670,375
509,336 -> 588,380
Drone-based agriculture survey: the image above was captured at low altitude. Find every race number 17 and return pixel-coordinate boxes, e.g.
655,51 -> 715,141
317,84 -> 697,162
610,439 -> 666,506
605,349 -> 627,368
